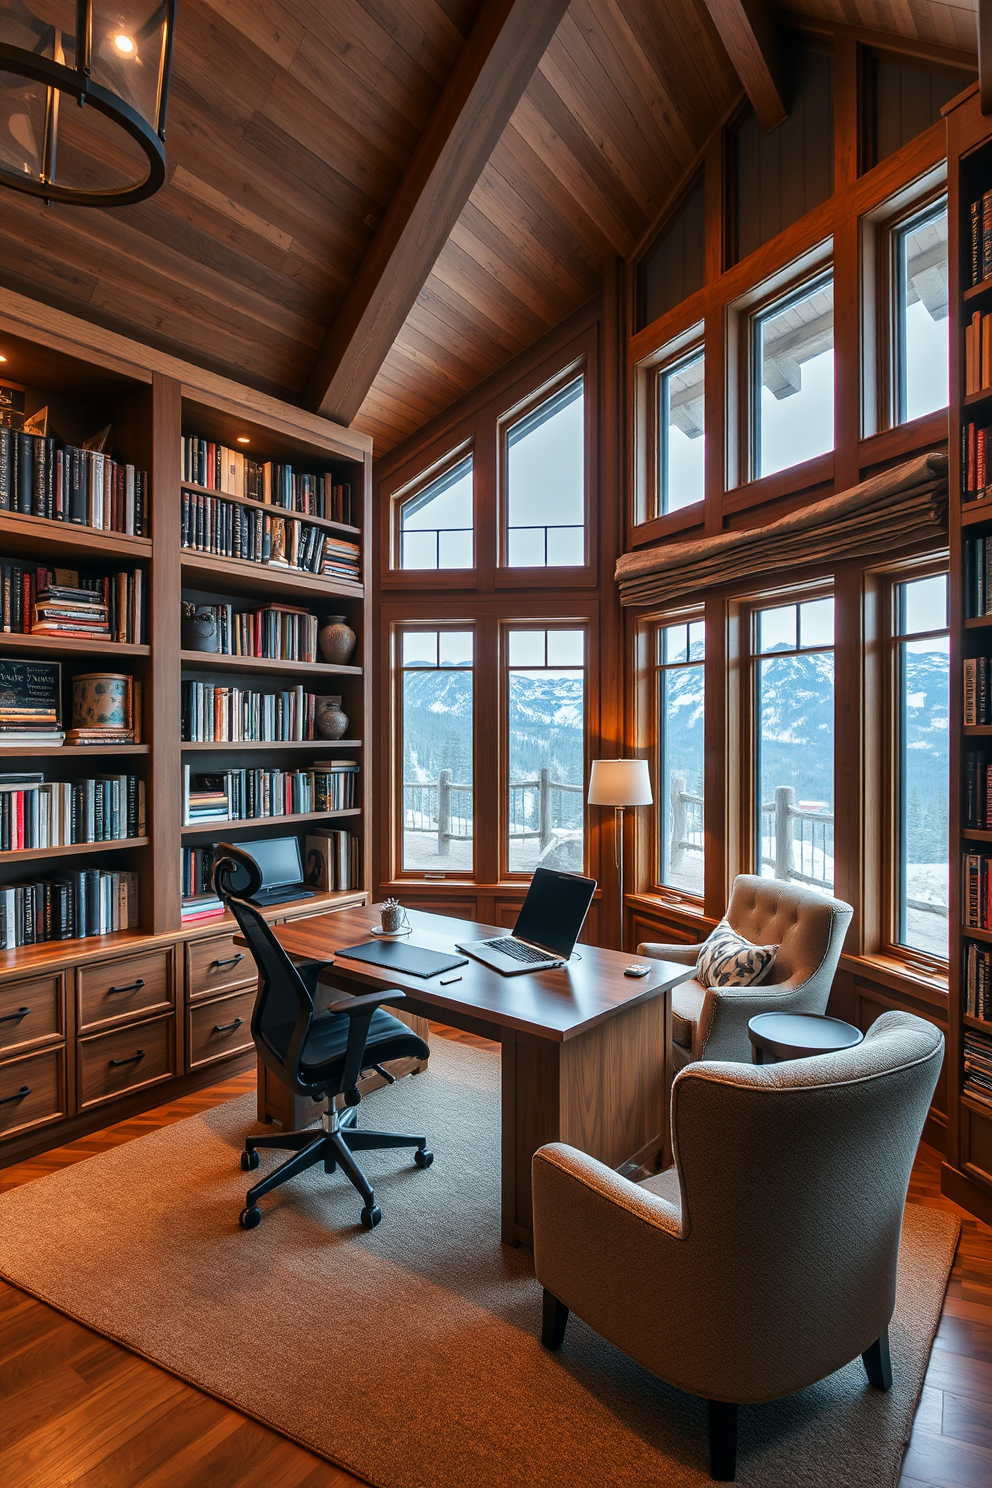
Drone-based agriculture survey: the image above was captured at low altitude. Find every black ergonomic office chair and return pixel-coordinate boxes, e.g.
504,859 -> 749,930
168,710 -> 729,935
212,845 -> 432,1231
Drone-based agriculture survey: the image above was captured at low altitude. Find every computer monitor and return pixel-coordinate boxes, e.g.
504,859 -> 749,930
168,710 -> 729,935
512,867 -> 596,959
226,836 -> 303,896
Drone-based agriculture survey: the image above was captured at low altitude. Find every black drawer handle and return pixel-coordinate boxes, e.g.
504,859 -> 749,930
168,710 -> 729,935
109,1049 -> 145,1067
0,1006 -> 30,1023
213,1017 -> 244,1033
210,955 -> 243,970
0,1085 -> 30,1104
108,979 -> 145,995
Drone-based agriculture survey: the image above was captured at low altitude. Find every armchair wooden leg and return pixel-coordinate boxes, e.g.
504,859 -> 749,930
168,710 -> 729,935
541,1289 -> 569,1350
707,1400 -> 738,1481
862,1329 -> 892,1391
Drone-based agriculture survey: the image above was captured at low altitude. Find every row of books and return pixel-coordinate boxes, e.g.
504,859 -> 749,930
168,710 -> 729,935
963,852 -> 992,928
964,309 -> 992,395
184,603 -> 319,663
1,561 -> 145,643
964,657 -> 992,724
0,869 -> 139,948
305,829 -> 359,891
183,763 -> 359,824
964,1028 -> 992,1111
965,752 -> 992,828
182,682 -> 322,742
0,429 -> 148,533
961,420 -> 992,503
964,940 -> 992,1021
180,492 -> 360,582
969,191 -> 992,287
181,843 -> 225,922
963,536 -> 992,618
0,772 -> 145,851
181,437 -> 353,524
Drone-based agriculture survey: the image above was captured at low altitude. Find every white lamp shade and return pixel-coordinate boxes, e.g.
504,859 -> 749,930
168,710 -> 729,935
587,759 -> 653,807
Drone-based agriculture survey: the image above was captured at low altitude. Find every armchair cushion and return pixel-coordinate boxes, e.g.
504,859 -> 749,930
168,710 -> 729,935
696,916 -> 778,988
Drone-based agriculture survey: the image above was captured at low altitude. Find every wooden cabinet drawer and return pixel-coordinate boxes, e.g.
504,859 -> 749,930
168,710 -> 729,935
77,949 -> 174,1032
187,933 -> 254,1002
0,974 -> 65,1055
77,1015 -> 175,1111
187,987 -> 256,1071
0,1047 -> 66,1138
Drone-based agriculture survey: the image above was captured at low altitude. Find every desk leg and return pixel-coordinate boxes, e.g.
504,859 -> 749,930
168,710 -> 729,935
500,988 -> 672,1247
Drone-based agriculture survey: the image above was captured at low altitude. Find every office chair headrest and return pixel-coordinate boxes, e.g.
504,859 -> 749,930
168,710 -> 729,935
212,843 -> 263,902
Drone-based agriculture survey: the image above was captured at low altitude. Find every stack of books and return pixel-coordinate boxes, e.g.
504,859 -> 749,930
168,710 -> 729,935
33,578 -> 109,640
0,772 -> 144,850
966,751 -> 992,827
965,939 -> 992,1021
181,843 -> 225,923
964,1028 -> 992,1110
961,419 -> 992,503
185,776 -> 231,824
969,191 -> 992,288
181,436 -> 353,523
963,852 -> 992,928
965,309 -> 992,396
1,562 -> 145,643
187,603 -> 318,662
0,659 -> 64,747
183,762 -> 359,823
964,656 -> 992,724
0,429 -> 147,532
0,868 -> 139,947
322,537 -> 361,584
182,681 -> 317,742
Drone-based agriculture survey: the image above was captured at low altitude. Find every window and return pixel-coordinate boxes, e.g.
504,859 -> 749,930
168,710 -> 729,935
894,573 -> 948,959
895,202 -> 948,424
659,349 -> 705,513
504,377 -> 585,567
399,629 -> 474,872
397,453 -> 473,570
657,619 -> 705,895
752,273 -> 834,479
505,627 -> 586,873
753,597 -> 835,892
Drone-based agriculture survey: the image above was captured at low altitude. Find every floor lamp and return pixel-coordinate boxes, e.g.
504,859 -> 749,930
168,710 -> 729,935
588,760 -> 653,950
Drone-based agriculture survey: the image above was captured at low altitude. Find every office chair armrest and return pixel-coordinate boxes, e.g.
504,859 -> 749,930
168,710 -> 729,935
325,990 -> 406,1017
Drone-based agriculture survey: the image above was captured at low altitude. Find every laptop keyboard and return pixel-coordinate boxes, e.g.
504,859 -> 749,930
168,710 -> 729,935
487,937 -> 556,963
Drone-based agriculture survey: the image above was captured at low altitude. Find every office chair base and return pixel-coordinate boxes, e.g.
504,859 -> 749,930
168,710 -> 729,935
240,1205 -> 262,1229
361,1204 -> 383,1229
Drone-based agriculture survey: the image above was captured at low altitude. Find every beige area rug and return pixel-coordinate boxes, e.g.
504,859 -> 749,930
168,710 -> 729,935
0,1039 -> 959,1488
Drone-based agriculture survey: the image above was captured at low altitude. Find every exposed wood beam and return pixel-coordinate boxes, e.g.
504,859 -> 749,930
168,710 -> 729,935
701,0 -> 787,131
981,0 -> 992,113
304,0 -> 570,426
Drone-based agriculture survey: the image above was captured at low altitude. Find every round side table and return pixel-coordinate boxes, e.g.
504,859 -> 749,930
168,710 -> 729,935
748,1011 -> 863,1065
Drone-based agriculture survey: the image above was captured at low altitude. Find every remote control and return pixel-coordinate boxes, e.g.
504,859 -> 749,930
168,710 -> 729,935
624,964 -> 651,977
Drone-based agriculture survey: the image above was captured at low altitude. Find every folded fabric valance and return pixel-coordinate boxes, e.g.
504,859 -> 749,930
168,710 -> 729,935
616,452 -> 948,608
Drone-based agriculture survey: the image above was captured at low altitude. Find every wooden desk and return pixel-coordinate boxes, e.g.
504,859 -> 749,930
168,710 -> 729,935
258,904 -> 691,1246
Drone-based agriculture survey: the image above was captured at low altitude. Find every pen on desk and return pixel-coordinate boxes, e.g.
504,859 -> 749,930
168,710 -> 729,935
440,974 -> 462,985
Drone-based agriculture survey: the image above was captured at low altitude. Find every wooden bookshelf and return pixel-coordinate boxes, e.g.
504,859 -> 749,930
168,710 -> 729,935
181,481 -> 360,537
0,298 -> 372,1168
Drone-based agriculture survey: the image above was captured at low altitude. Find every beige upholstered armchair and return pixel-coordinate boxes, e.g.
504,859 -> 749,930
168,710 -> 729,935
638,874 -> 853,1067
532,1011 -> 944,1481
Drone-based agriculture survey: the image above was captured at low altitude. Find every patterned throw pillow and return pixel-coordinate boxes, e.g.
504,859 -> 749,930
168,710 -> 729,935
695,918 -> 778,989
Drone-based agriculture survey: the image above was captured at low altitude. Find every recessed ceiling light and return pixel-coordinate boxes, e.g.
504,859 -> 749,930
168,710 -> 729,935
236,436 -> 250,444
114,33 -> 135,55
0,354 -> 7,363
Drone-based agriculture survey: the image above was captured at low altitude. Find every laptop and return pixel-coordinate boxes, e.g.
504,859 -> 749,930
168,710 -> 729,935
457,867 -> 596,976
225,836 -> 315,908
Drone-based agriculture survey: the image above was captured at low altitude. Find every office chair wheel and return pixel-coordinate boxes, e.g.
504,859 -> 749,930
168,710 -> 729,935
414,1147 -> 434,1168
240,1148 -> 260,1171
239,1205 -> 262,1230
360,1204 -> 382,1229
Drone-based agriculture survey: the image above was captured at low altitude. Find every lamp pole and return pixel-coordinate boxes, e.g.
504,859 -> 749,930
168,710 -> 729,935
587,760 -> 653,953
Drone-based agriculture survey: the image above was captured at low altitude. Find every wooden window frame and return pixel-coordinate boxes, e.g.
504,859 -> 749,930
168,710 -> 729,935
645,607 -> 706,905
498,617 -> 592,881
495,343 -> 598,590
631,314 -> 706,540
874,553 -> 950,974
384,439 -> 477,588
390,619 -> 478,884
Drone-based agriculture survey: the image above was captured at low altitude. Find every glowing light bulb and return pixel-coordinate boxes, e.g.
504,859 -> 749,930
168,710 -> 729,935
0,354 -> 7,363
113,33 -> 135,55
236,436 -> 250,444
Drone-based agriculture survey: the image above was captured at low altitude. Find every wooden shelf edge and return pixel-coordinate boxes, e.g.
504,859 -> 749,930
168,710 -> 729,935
963,1012 -> 992,1031
0,744 -> 149,756
963,828 -> 992,840
179,650 -> 361,676
181,551 -> 363,601
0,836 -> 149,863
0,510 -> 152,555
182,809 -> 361,835
181,739 -> 362,751
0,634 -> 149,656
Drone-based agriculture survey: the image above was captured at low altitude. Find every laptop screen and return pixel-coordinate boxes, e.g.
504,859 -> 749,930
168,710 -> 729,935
227,836 -> 302,893
513,868 -> 597,959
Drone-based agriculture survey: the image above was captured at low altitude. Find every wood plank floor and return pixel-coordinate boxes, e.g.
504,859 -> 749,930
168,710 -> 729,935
0,1028 -> 988,1488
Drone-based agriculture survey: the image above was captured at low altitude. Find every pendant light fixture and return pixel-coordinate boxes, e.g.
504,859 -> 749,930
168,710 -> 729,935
0,1 -> 175,207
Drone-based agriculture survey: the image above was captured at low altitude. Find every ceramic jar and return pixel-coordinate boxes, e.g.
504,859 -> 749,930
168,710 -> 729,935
181,607 -> 219,652
315,695 -> 349,740
72,673 -> 130,729
319,615 -> 356,665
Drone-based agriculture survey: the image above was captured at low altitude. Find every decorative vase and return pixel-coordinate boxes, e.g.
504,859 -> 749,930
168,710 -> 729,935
315,695 -> 349,740
319,615 -> 356,665
72,673 -> 130,729
181,608 -> 219,652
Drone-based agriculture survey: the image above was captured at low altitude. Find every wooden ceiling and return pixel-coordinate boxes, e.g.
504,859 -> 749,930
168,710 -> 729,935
0,0 -> 979,455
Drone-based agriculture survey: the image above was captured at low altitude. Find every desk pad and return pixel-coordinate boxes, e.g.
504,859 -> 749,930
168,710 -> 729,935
334,940 -> 469,979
